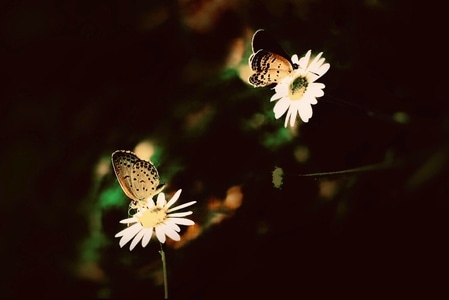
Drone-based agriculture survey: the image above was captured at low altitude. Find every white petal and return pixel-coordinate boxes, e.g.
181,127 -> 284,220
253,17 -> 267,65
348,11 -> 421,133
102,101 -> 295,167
270,92 -> 283,102
168,217 -> 195,226
160,225 -> 181,241
129,228 -> 147,250
155,226 -> 166,243
307,83 -> 325,98
291,54 -> 299,64
147,199 -> 156,208
165,189 -> 182,209
119,217 -> 138,224
315,63 -> 330,78
314,89 -> 324,98
115,222 -> 140,237
117,224 -> 142,247
306,72 -> 320,83
298,101 -> 313,123
141,228 -> 153,247
273,82 -> 290,96
273,97 -> 291,119
286,102 -> 300,127
298,50 -> 312,69
284,110 -> 293,127
167,201 -> 196,213
156,193 -> 166,207
316,57 -> 325,67
310,82 -> 325,91
165,230 -> 181,241
308,52 -> 323,71
164,220 -> 181,232
168,211 -> 193,218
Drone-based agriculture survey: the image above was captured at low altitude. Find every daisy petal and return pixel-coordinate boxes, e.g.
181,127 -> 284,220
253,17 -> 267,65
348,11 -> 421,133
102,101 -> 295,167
298,101 -> 313,123
315,63 -> 330,78
119,217 -> 138,224
273,98 -> 290,119
314,88 -> 324,98
141,228 -> 153,247
168,211 -> 193,218
155,227 -> 167,243
291,54 -> 299,64
310,82 -> 325,91
165,189 -> 182,209
298,50 -> 312,69
168,217 -> 195,226
161,226 -> 181,241
307,83 -> 325,99
273,82 -> 289,96
315,57 -> 325,67
283,107 -> 291,127
167,201 -> 196,213
287,102 -> 300,127
308,52 -> 323,71
115,222 -> 140,237
146,199 -> 156,208
270,92 -> 283,102
164,220 -> 181,232
156,193 -> 166,207
129,228 -> 147,250
118,224 -> 142,247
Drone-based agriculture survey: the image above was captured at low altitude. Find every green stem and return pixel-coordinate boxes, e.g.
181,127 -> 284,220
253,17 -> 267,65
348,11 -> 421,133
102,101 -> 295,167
159,243 -> 168,299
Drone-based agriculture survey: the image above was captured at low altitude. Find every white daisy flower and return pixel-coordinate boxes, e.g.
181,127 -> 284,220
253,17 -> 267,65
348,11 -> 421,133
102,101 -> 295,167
270,50 -> 330,127
115,189 -> 196,251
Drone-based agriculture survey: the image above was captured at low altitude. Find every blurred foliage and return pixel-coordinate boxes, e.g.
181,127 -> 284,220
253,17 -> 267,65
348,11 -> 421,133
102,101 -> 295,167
1,0 -> 447,298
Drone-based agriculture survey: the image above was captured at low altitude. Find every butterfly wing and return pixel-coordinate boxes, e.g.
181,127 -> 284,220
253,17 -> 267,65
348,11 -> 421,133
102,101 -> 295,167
249,49 -> 294,87
248,29 -> 296,87
130,160 -> 165,200
111,150 -> 165,203
111,150 -> 141,201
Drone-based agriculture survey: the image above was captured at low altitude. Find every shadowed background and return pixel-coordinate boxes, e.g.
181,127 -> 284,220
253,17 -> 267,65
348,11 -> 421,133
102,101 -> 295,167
1,0 -> 447,298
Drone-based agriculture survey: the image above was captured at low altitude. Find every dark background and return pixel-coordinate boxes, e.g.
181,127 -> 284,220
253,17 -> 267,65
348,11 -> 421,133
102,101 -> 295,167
1,0 -> 447,298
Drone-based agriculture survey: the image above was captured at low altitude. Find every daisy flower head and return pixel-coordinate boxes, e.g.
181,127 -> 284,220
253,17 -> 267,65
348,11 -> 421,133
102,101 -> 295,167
270,50 -> 330,127
115,189 -> 196,251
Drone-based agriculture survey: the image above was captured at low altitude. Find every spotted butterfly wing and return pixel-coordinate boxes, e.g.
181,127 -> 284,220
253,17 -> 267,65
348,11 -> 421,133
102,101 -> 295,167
248,29 -> 298,88
111,150 -> 165,207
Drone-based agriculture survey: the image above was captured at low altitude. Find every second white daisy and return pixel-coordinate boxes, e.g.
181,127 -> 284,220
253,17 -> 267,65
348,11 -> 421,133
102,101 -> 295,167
115,189 -> 196,251
270,50 -> 330,127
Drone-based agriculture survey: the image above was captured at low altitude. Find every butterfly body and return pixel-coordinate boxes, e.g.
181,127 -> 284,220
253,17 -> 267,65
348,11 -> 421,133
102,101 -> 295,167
111,150 -> 165,208
248,29 -> 298,88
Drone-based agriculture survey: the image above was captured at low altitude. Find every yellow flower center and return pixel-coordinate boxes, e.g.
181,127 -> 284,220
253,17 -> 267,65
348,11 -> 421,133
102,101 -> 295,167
289,76 -> 308,100
136,207 -> 167,228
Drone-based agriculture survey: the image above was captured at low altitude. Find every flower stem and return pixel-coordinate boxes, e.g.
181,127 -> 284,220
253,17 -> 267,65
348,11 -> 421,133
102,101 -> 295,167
159,243 -> 168,299
297,159 -> 398,177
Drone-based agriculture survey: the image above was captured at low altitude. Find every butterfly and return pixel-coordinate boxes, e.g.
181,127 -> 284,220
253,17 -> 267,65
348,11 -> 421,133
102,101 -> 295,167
248,29 -> 298,88
111,150 -> 166,209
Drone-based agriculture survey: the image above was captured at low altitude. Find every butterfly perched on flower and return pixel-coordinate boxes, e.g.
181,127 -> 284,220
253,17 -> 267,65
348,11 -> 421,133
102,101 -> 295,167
111,150 -> 166,209
248,29 -> 299,88
247,29 -> 331,126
